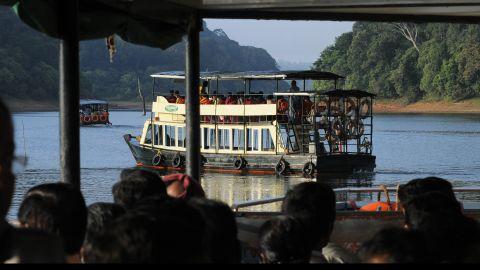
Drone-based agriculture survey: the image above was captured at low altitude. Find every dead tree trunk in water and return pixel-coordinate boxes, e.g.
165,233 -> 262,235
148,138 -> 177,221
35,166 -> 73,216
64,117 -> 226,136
137,77 -> 146,116
394,23 -> 420,53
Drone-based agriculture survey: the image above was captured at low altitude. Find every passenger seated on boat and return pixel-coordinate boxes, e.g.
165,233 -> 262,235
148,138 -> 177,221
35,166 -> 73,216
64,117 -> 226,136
358,227 -> 429,263
200,81 -> 208,95
81,202 -> 126,263
236,92 -> 245,104
17,183 -> 88,263
282,182 -> 359,264
200,94 -> 212,105
84,200 -> 206,263
225,92 -> 236,105
167,90 -> 176,103
162,174 -> 205,200
174,90 -> 185,104
403,191 -> 480,263
244,95 -> 253,105
112,168 -> 167,209
254,91 -> 267,104
189,198 -> 241,263
258,216 -> 312,264
266,95 -> 275,104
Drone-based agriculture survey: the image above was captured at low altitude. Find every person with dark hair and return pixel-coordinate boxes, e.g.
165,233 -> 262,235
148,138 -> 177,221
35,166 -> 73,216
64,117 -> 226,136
358,227 -> 429,263
258,216 -> 311,264
81,202 -> 126,263
0,98 -> 65,263
112,168 -> 167,208
281,182 -> 358,263
87,200 -> 206,263
17,182 -> 88,263
162,174 -> 205,200
397,177 -> 459,211
188,198 -> 241,263
402,191 -> 480,262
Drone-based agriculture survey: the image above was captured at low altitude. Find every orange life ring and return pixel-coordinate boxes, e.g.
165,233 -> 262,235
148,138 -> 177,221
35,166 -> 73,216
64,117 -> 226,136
83,116 -> 91,123
91,115 -> 99,122
99,115 -> 107,122
102,111 -> 109,116
359,202 -> 398,212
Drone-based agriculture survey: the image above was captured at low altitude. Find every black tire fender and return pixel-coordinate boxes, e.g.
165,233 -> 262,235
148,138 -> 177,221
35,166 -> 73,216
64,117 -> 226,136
172,153 -> 184,168
234,156 -> 246,170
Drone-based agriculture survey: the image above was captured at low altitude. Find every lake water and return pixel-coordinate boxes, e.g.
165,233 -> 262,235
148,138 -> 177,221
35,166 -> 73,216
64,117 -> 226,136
6,111 -> 480,219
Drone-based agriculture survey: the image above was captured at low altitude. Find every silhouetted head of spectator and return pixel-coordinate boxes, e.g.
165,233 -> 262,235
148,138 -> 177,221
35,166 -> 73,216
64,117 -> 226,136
358,227 -> 429,263
17,183 -> 87,261
112,168 -> 166,208
259,216 -> 311,264
403,191 -> 480,262
86,200 -> 206,263
0,98 -> 14,219
398,177 -> 458,210
281,182 -> 336,249
188,198 -> 240,263
162,174 -> 205,200
82,202 -> 126,263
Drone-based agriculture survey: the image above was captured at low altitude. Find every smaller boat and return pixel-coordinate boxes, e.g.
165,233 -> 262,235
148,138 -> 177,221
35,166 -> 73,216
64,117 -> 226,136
79,99 -> 111,126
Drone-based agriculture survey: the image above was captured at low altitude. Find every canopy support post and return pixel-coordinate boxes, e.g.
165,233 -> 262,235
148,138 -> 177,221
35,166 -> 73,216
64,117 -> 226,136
185,15 -> 202,183
58,0 -> 80,189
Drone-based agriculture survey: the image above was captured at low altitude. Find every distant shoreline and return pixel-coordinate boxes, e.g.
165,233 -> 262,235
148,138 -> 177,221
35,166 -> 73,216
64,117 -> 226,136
6,98 -> 480,114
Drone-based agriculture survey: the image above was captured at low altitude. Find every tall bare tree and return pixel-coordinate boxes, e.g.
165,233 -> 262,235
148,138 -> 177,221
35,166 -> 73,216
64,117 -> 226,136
394,23 -> 420,53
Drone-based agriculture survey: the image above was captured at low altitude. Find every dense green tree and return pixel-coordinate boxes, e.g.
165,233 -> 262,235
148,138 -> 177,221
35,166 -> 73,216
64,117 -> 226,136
314,21 -> 480,102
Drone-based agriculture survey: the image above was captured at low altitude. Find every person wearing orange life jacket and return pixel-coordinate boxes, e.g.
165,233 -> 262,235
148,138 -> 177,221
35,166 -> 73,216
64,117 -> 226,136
174,91 -> 185,104
359,184 -> 398,212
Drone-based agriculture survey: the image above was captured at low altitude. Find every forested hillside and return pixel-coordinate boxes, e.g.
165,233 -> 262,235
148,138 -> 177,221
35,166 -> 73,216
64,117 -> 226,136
314,22 -> 480,103
0,7 -> 279,103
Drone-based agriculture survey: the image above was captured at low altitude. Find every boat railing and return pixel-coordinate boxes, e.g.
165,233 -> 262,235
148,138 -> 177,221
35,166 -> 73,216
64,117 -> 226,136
231,187 -> 480,212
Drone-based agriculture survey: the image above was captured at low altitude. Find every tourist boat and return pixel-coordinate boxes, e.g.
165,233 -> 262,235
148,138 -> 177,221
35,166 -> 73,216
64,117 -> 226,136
79,99 -> 111,126
124,70 -> 376,176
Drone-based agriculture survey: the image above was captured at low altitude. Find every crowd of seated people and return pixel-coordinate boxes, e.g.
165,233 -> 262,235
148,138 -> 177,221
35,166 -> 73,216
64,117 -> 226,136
1,97 -> 480,264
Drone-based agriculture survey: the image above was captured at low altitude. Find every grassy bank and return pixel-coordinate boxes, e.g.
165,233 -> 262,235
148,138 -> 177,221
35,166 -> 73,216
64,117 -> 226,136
374,98 -> 480,114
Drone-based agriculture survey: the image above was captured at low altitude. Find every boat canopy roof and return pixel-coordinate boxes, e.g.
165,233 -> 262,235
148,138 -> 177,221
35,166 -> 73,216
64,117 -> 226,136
80,99 -> 108,106
322,89 -> 376,98
151,70 -> 344,81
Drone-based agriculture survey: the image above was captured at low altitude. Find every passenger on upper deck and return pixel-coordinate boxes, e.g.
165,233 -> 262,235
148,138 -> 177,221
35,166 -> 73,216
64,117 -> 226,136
199,81 -> 208,95
225,92 -> 236,104
167,90 -> 176,103
175,91 -> 185,104
200,95 -> 212,105
266,95 -> 275,104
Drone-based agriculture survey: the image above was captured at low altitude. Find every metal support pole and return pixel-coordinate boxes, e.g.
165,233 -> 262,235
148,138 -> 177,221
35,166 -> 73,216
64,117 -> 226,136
59,0 -> 80,189
185,15 -> 202,183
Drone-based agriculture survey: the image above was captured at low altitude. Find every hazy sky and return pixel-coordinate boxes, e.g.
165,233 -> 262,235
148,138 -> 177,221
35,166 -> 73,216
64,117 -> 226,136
205,19 -> 354,65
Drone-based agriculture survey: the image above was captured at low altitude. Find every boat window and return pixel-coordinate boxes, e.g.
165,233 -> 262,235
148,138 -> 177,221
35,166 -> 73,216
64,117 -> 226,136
209,128 -> 216,149
218,129 -> 230,150
145,125 -> 152,144
165,125 -> 176,147
203,127 -> 209,149
157,125 -> 163,145
232,129 -> 245,150
153,125 -> 161,145
178,127 -> 186,148
247,128 -> 259,151
261,129 -> 275,151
